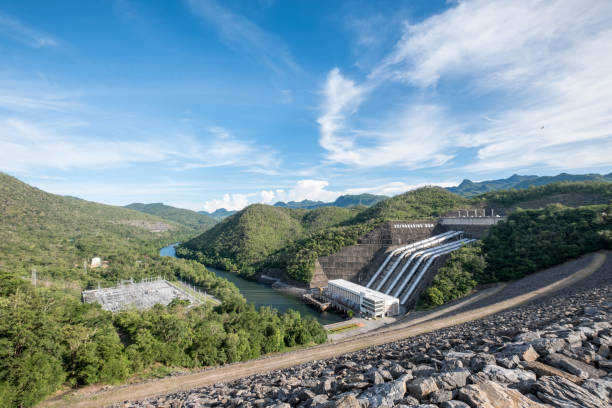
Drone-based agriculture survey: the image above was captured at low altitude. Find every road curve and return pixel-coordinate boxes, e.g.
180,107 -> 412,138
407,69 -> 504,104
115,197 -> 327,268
42,251 -> 607,408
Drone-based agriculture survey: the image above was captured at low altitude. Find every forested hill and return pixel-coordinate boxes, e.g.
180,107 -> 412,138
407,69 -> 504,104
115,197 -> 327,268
448,172 -> 612,197
274,193 -> 388,210
180,187 -> 467,281
0,172 -> 193,285
0,173 -> 328,407
181,182 -> 612,283
125,202 -> 217,231
182,204 -> 359,276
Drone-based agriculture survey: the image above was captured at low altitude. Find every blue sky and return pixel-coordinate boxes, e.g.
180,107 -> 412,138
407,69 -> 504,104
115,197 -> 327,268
1,0 -> 611,211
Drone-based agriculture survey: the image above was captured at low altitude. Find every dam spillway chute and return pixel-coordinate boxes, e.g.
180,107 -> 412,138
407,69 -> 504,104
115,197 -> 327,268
368,231 -> 462,292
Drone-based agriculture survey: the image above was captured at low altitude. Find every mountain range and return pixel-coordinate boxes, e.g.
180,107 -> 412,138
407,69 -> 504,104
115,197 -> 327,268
447,172 -> 612,197
125,202 -> 217,230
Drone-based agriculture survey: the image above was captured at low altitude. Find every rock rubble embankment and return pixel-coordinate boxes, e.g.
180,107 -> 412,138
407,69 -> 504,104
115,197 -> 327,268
118,258 -> 612,408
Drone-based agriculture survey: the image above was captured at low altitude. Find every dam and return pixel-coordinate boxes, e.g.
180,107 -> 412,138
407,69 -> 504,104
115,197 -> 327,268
312,215 -> 505,311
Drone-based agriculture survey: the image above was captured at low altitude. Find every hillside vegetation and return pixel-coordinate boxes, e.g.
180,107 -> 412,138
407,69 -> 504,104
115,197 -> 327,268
448,172 -> 612,197
181,204 -> 360,277
474,181 -> 612,209
0,173 -> 200,287
183,182 -> 612,284
0,173 -> 328,407
420,203 -> 612,308
125,202 -> 217,231
182,187 -> 468,282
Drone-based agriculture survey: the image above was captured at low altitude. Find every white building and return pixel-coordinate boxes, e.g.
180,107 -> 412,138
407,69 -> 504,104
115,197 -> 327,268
324,279 -> 399,317
91,257 -> 102,268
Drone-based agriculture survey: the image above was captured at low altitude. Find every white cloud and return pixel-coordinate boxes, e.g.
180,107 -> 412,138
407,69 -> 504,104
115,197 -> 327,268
202,193 -> 252,212
318,0 -> 612,173
0,119 -> 279,173
202,178 -> 459,212
186,0 -> 298,75
0,13 -> 59,48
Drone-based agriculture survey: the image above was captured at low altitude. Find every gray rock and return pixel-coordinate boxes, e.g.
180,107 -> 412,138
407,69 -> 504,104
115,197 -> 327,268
582,378 -> 612,402
528,338 -> 566,355
498,344 -> 540,362
514,331 -> 540,343
359,374 -> 410,408
429,389 -> 453,403
440,401 -> 470,408
333,395 -> 361,408
470,353 -> 496,372
413,364 -> 437,377
407,377 -> 439,399
535,375 -> 608,408
367,370 -> 385,385
481,364 -> 536,384
432,369 -> 471,391
458,380 -> 548,408
315,377 -> 336,395
546,352 -> 606,379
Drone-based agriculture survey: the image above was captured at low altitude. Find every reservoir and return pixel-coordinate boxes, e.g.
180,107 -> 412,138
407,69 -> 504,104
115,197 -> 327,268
160,244 -> 343,324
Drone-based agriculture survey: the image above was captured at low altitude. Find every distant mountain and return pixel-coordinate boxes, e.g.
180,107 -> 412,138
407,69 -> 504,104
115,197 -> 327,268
198,208 -> 237,221
273,199 -> 326,209
125,202 -> 217,231
274,193 -> 388,210
447,172 -> 612,197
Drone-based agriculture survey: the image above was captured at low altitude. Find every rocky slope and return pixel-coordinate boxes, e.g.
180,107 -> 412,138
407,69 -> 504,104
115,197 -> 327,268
117,258 -> 612,408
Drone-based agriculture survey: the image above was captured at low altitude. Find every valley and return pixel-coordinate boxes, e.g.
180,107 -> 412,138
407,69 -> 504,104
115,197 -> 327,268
1,172 -> 612,407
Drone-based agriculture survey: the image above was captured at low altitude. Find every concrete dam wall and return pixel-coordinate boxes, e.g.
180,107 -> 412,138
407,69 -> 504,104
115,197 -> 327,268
311,221 -> 442,287
311,218 -> 498,288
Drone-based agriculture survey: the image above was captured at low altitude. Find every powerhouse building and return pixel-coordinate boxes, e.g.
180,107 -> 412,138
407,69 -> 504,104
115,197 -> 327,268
324,279 -> 399,317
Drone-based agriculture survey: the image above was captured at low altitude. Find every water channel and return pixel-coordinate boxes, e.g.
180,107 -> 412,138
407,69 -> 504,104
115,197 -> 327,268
160,244 -> 344,324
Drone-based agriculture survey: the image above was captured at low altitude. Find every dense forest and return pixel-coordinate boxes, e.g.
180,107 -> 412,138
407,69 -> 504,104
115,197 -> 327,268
125,202 -> 218,231
420,203 -> 612,307
181,204 -> 361,279
181,187 -> 468,282
0,173 -> 327,407
183,182 -> 612,285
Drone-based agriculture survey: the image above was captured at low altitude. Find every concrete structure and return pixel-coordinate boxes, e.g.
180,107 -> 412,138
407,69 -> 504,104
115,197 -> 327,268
323,279 -> 399,317
91,257 -> 102,268
439,216 -> 507,239
311,221 -> 444,287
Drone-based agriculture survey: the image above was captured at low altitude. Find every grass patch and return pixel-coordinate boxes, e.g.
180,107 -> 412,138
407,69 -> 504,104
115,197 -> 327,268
327,322 -> 364,334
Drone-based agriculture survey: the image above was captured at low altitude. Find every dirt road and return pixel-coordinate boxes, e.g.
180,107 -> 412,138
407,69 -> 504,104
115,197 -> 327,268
43,251 -> 607,408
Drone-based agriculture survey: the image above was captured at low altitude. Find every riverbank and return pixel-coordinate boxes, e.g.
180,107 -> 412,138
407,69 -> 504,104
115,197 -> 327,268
160,244 -> 345,325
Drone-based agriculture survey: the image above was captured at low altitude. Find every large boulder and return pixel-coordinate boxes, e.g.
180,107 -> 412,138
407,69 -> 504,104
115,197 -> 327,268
359,374 -> 411,408
457,380 -> 549,408
546,353 -> 606,379
534,375 -> 608,408
407,377 -> 439,399
481,365 -> 537,384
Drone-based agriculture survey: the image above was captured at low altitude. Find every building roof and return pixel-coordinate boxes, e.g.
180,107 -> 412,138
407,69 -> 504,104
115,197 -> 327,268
327,279 -> 399,304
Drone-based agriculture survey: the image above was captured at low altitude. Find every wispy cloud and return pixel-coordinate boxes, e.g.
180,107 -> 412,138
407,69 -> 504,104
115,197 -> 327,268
318,0 -> 612,173
186,0 -> 298,75
0,12 -> 59,48
203,178 -> 458,212
0,118 -> 279,174
0,81 -> 78,112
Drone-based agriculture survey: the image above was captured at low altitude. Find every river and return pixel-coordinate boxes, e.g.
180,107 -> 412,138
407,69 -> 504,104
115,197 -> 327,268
160,244 -> 343,324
